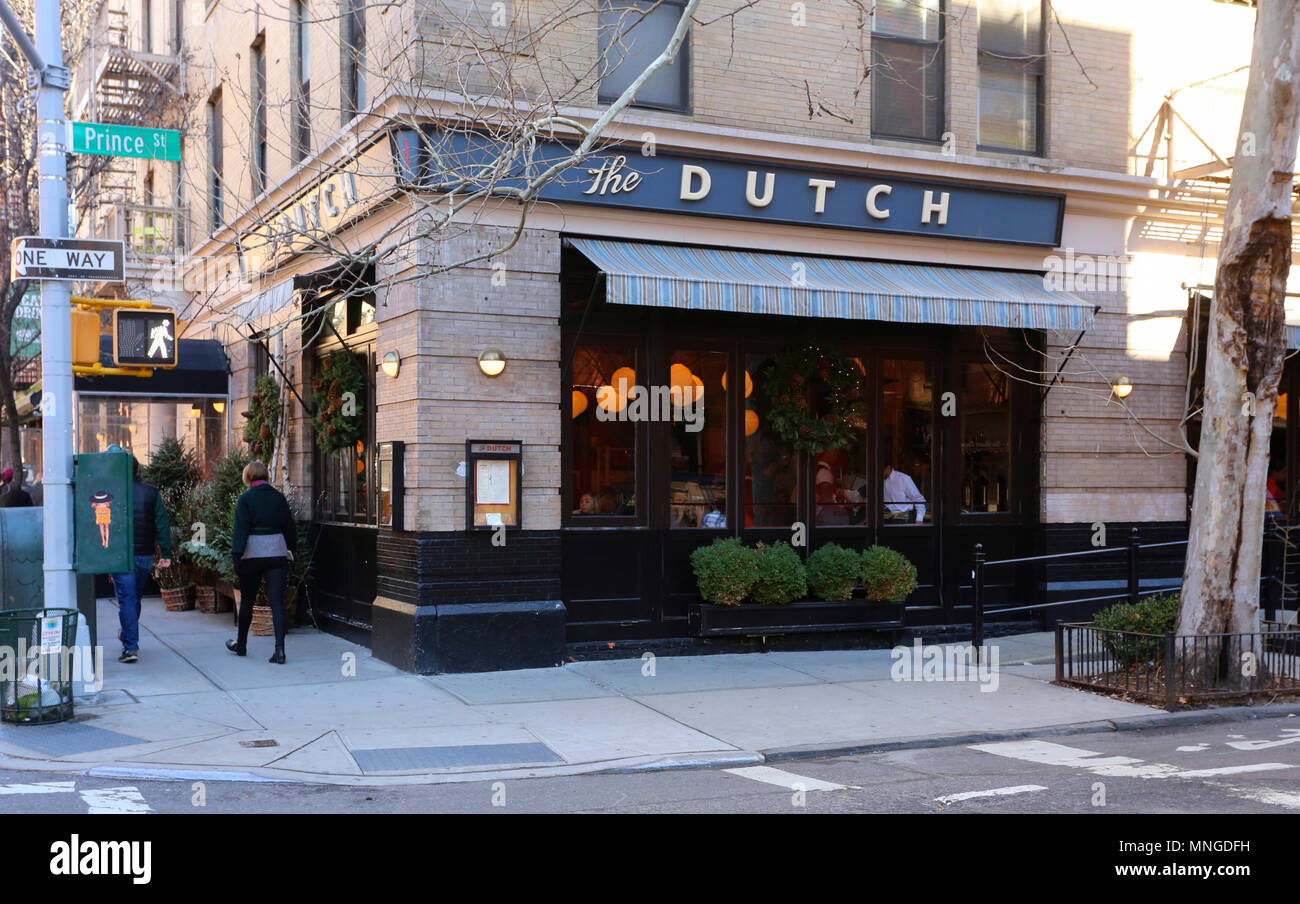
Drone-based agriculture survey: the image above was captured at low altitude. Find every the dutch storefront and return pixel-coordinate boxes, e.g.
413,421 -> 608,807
218,128 -> 1189,674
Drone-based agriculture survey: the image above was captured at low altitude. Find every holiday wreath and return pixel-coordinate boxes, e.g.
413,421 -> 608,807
311,350 -> 366,455
242,372 -> 281,460
761,345 -> 866,453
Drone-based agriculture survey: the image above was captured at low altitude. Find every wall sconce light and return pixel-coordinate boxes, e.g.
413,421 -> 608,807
1111,376 -> 1134,400
478,348 -> 506,377
381,351 -> 401,378
213,400 -> 226,414
189,404 -> 202,418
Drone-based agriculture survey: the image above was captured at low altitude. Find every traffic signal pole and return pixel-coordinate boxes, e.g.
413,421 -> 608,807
2,0 -> 88,690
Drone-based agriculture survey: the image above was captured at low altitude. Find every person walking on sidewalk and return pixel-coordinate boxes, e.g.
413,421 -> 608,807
113,456 -> 172,664
226,460 -> 297,664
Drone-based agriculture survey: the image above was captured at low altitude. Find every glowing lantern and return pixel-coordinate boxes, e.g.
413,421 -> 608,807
670,363 -> 696,406
721,370 -> 753,397
572,389 -> 588,418
744,409 -> 760,436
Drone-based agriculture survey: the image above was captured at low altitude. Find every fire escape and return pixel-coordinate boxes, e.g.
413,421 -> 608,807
74,0 -> 187,285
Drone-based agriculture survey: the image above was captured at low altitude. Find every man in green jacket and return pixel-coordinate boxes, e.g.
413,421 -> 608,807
110,453 -> 171,664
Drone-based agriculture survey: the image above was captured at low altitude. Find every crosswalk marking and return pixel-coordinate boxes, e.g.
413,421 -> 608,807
970,739 -> 1293,781
935,785 -> 1047,804
79,786 -> 153,814
724,766 -> 849,792
0,781 -> 77,796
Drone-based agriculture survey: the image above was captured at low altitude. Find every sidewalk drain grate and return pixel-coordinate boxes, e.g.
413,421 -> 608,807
351,742 -> 562,773
239,739 -> 280,748
0,722 -> 145,756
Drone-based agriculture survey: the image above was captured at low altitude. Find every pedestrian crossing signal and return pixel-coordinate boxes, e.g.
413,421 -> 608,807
113,309 -> 177,368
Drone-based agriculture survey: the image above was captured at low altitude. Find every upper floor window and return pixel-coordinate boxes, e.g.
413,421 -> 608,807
251,32 -> 267,194
341,0 -> 366,124
977,0 -> 1045,154
871,0 -> 944,142
597,0 -> 690,112
292,0 -> 311,164
207,88 -> 223,231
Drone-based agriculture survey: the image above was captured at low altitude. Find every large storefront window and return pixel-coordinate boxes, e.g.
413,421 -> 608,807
316,350 -> 374,523
745,352 -> 798,527
669,350 -> 727,528
881,358 -> 934,524
959,361 -> 1012,513
570,342 -> 638,518
813,356 -> 869,526
78,396 -> 226,474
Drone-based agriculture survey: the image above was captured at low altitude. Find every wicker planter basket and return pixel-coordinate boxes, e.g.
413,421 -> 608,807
250,605 -> 275,636
196,585 -> 218,613
162,585 -> 195,612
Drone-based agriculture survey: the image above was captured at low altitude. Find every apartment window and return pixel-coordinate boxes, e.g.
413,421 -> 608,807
251,33 -> 267,194
978,0 -> 1045,154
871,0 -> 944,142
172,0 -> 183,54
143,0 -> 153,52
292,0 -> 311,163
597,0 -> 689,112
207,88 -> 222,231
341,0 -> 366,123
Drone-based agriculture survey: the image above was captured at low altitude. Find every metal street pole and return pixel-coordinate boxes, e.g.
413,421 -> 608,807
34,0 -> 84,691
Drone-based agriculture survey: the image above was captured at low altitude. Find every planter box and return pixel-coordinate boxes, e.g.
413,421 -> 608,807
689,598 -> 906,637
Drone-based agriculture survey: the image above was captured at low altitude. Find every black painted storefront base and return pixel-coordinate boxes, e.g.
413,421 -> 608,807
690,599 -> 906,637
372,597 -> 567,674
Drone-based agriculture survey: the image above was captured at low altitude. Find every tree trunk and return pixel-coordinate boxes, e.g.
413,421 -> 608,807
1180,0 -> 1300,687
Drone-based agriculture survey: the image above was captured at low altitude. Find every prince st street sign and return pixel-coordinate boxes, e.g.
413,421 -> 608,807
70,122 -> 182,162
10,237 -> 125,282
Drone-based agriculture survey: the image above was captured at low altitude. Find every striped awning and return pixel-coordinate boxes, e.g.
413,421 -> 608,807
569,238 -> 1096,332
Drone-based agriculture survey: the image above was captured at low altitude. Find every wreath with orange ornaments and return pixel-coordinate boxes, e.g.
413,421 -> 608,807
762,345 -> 866,453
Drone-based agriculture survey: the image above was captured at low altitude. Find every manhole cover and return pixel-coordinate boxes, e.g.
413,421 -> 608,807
238,739 -> 279,748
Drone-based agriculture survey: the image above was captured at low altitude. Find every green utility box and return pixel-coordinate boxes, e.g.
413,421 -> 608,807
73,450 -> 134,575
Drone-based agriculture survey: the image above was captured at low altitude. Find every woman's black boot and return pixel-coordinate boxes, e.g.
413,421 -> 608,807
225,639 -> 246,656
269,646 -> 286,664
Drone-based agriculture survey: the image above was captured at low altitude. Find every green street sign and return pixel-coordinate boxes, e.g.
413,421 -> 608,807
71,122 -> 181,162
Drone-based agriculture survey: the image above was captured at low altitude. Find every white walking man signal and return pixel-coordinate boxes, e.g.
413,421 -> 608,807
147,320 -> 172,359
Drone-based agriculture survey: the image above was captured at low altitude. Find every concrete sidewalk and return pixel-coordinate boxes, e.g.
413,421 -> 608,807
0,597 -> 1291,786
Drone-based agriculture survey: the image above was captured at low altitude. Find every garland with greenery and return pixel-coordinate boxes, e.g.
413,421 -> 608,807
311,350 -> 366,456
761,345 -> 866,453
242,373 -> 281,460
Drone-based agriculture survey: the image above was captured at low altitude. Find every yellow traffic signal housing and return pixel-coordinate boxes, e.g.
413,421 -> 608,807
71,309 -> 100,367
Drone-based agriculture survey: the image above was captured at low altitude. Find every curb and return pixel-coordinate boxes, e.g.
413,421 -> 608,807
760,702 -> 1300,763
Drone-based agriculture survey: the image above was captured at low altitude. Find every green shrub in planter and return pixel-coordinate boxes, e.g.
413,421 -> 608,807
806,543 -> 861,601
860,545 -> 917,601
750,541 -> 807,605
1092,592 -> 1181,667
690,537 -> 758,606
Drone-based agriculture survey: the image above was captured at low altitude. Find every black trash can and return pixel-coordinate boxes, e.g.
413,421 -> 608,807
0,608 -> 79,724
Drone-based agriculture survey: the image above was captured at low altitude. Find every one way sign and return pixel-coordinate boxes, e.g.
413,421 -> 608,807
10,237 -> 124,282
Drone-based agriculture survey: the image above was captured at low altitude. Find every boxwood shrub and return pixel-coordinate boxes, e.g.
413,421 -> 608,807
690,537 -> 758,606
860,545 -> 918,601
1091,592 -> 1181,666
750,541 -> 808,605
806,543 -> 861,601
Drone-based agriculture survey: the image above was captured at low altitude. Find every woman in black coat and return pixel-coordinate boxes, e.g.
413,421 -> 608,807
225,460 -> 297,663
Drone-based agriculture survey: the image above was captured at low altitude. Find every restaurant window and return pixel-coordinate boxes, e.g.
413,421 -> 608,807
668,350 -> 727,528
598,0 -> 690,112
570,342 -> 638,518
744,352 -> 798,527
880,358 -> 934,524
977,0 -> 1045,154
813,356 -> 869,527
959,361 -> 1012,513
77,397 -> 226,472
316,348 -> 374,523
871,0 -> 944,142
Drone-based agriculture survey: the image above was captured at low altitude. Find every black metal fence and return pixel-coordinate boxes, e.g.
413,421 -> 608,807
1054,621 -> 1300,710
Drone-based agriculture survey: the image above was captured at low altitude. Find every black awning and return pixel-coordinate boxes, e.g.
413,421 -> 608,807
75,337 -> 230,396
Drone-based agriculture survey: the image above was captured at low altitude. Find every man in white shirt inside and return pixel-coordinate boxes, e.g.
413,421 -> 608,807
882,464 -> 926,523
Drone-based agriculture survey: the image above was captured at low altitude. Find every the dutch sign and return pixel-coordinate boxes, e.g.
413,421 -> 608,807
113,309 -> 177,367
10,237 -> 124,282
71,121 -> 181,162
